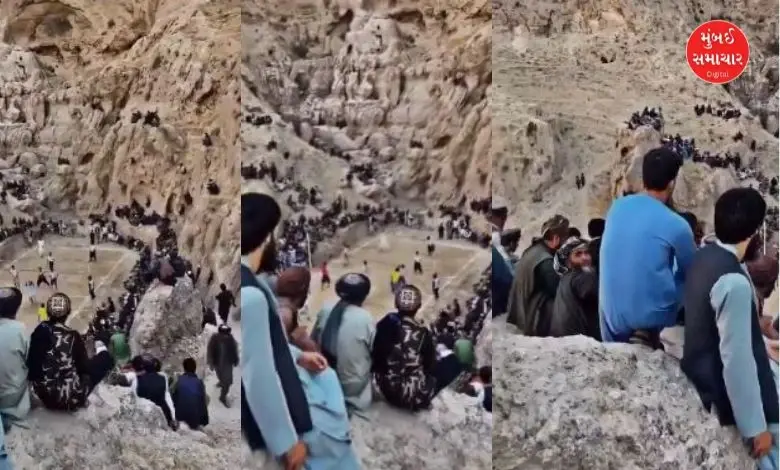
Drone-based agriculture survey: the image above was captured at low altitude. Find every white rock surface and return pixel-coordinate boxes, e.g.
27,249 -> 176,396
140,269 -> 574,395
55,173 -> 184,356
493,317 -> 756,470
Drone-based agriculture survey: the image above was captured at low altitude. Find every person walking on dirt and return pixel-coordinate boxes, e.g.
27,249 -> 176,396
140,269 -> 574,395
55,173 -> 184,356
207,324 -> 239,407
426,236 -> 435,256
321,262 -> 331,290
432,273 -> 441,300
9,266 -> 19,289
47,252 -> 54,272
88,276 -> 96,300
37,239 -> 44,258
88,244 -> 97,263
215,284 -> 236,325
35,268 -> 49,288
49,270 -> 58,290
413,252 -> 423,275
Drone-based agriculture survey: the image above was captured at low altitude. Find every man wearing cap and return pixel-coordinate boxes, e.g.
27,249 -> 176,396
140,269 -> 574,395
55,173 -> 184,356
549,238 -> 600,339
0,287 -> 29,430
599,148 -> 695,345
27,293 -> 115,411
372,285 -> 462,411
507,215 -> 570,336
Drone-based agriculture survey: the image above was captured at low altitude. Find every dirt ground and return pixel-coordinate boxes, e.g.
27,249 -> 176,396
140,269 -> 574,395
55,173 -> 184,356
303,230 -> 488,326
0,235 -> 138,333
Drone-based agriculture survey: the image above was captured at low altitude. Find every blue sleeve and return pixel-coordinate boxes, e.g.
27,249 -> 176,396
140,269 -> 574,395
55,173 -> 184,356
711,273 -> 767,438
241,287 -> 298,457
671,218 -> 696,283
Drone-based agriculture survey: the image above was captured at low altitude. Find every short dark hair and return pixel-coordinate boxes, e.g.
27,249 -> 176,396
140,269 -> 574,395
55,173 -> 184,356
478,365 -> 491,384
241,193 -> 282,255
642,147 -> 682,191
568,227 -> 581,238
183,357 -> 197,373
587,218 -> 605,238
679,211 -> 698,235
490,207 -> 508,221
714,188 -> 766,244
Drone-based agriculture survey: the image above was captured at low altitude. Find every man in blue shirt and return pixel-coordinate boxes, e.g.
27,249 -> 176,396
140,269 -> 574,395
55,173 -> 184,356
599,147 -> 696,344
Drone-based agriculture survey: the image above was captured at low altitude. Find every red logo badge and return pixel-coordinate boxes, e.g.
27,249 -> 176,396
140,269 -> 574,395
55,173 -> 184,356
686,20 -> 750,85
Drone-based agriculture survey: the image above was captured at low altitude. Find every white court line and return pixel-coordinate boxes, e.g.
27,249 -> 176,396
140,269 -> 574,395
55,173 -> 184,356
67,251 -> 133,328
418,250 -> 484,314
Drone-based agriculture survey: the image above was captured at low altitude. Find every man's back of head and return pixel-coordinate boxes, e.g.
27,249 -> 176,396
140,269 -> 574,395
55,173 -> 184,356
642,147 -> 683,199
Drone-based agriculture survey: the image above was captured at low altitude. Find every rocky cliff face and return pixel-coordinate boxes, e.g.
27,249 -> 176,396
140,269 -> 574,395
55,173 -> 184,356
493,0 -> 778,233
241,0 -> 491,207
0,0 -> 240,285
493,317 -> 756,470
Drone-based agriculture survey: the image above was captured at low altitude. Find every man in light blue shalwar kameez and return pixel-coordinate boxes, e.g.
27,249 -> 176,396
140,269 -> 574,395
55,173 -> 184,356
289,345 -> 361,470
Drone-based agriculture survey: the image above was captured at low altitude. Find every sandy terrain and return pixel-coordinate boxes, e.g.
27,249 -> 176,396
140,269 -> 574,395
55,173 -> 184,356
0,235 -> 137,333
304,229 -> 489,325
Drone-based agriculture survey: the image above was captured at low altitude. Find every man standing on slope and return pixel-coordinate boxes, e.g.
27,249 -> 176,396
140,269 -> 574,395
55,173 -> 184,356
680,188 -> 778,469
599,147 -> 696,346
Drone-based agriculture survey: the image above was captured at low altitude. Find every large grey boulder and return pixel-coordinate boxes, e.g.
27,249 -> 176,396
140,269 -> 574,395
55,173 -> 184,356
5,385 -> 243,470
353,390 -> 492,469
494,319 -> 755,470
128,277 -> 202,370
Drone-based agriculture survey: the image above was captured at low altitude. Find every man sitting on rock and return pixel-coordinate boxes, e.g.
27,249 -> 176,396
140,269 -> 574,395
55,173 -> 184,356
0,288 -> 29,430
171,357 -> 208,431
311,273 -> 375,415
681,188 -> 778,469
278,283 -> 361,470
372,285 -> 463,411
599,147 -> 696,346
549,237 -> 600,340
507,215 -> 570,336
276,267 -> 320,353
124,354 -> 177,430
27,293 -> 115,411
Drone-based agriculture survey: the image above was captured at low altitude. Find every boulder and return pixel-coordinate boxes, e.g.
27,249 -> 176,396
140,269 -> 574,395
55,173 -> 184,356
128,276 -> 202,370
353,390 -> 492,469
493,318 -> 755,470
5,385 -> 243,469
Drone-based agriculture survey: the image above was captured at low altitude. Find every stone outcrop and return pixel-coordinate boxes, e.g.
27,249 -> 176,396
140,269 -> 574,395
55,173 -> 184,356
6,385 -> 244,469
494,318 -> 756,470
353,391 -> 492,469
242,0 -> 491,208
0,0 -> 240,288
128,277 -> 203,373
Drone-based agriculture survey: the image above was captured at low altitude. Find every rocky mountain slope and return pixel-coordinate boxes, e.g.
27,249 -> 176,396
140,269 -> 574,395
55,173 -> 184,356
241,0 -> 491,209
0,0 -> 240,286
493,0 -> 778,235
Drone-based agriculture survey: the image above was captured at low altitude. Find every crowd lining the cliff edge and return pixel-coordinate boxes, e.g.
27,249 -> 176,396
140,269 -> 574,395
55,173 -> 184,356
0,213 -> 241,469
493,146 -> 779,469
240,192 -> 491,469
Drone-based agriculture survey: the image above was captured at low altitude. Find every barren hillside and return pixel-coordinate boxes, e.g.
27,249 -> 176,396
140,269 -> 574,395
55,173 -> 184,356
241,0 -> 491,211
0,0 -> 240,287
493,0 -> 778,235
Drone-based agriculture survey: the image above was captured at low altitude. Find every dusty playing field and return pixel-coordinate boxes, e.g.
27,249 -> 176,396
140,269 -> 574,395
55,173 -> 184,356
0,236 -> 138,333
304,231 -> 488,325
